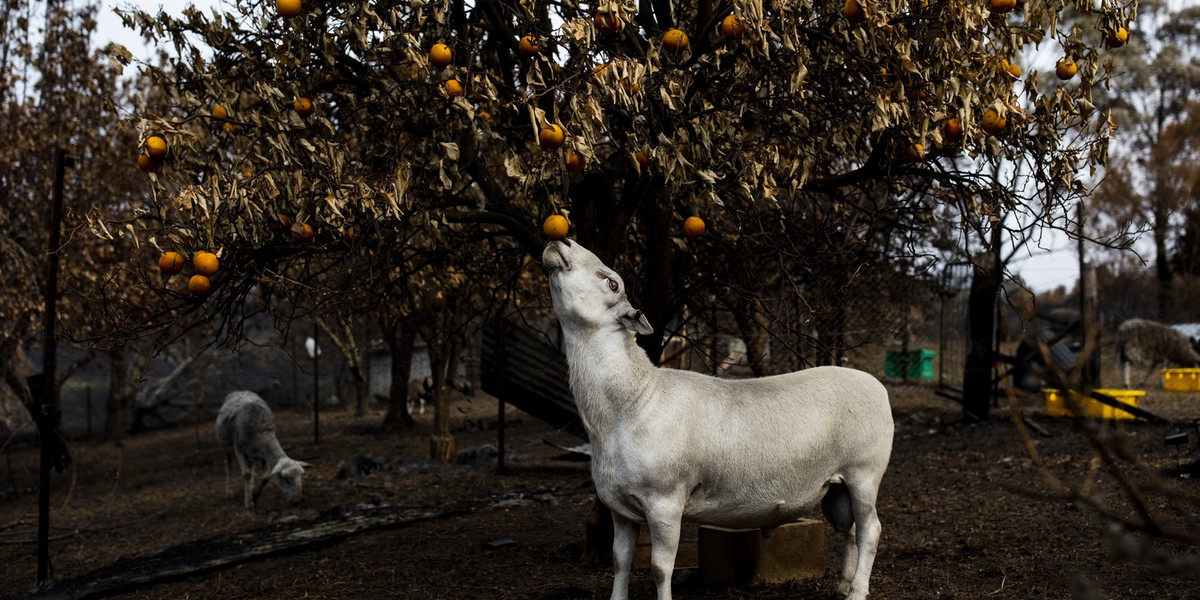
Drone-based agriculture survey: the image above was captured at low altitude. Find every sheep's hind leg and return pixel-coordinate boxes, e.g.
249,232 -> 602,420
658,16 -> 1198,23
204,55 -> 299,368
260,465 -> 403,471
842,480 -> 883,600
609,512 -> 640,600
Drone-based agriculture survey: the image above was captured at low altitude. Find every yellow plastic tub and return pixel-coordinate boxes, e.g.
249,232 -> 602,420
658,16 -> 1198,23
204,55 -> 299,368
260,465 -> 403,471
1044,388 -> 1145,420
1163,368 -> 1200,393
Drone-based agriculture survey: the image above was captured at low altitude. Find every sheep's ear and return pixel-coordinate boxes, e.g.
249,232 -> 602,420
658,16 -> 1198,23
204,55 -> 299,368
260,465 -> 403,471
297,461 -> 312,469
270,462 -> 285,476
619,307 -> 653,335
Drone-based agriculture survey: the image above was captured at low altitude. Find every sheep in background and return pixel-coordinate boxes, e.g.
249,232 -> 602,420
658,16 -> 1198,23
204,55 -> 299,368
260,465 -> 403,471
215,391 -> 310,508
1116,318 -> 1200,388
542,240 -> 893,600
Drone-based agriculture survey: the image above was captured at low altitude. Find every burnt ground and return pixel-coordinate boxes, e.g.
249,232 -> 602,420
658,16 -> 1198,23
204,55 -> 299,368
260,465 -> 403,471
2,384 -> 1200,599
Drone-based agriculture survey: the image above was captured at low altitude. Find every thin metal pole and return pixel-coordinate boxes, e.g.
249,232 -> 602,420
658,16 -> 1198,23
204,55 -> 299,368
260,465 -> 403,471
313,323 -> 320,445
38,149 -> 69,585
496,319 -> 507,473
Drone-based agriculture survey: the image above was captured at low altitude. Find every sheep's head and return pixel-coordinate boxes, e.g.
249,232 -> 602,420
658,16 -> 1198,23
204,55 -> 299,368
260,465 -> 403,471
543,240 -> 652,335
272,457 -> 309,506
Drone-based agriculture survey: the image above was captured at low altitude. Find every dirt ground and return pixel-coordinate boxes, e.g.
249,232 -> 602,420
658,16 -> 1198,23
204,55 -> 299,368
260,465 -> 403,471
2,383 -> 1200,599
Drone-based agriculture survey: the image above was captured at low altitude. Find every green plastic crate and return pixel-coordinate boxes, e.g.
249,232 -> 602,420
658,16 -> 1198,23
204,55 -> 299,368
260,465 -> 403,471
883,349 -> 935,380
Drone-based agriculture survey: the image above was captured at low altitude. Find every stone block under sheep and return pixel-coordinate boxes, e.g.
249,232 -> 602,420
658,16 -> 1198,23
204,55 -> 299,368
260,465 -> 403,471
215,391 -> 309,508
1116,318 -> 1200,388
542,239 -> 893,600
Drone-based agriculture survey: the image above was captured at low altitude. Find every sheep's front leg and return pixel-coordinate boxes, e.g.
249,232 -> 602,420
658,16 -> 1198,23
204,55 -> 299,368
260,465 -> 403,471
252,460 -> 272,505
645,504 -> 684,600
234,452 -> 254,508
609,512 -> 639,600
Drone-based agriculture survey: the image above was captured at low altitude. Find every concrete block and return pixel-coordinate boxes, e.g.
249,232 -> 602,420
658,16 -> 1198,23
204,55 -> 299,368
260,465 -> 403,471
698,519 -> 825,585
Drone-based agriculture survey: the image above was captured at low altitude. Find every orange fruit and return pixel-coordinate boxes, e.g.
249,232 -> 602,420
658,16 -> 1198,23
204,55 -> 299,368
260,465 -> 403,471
662,28 -> 689,52
211,104 -> 229,119
683,216 -> 706,239
720,15 -> 745,41
292,222 -> 315,242
442,78 -> 464,98
518,35 -> 540,57
565,149 -> 586,173
1002,60 -> 1021,78
539,124 -> 566,150
594,12 -> 622,35
944,117 -> 963,141
990,0 -> 1016,13
158,251 -> 184,275
276,0 -> 302,18
1055,57 -> 1077,80
904,143 -> 925,161
188,274 -> 212,297
193,251 -> 220,276
842,0 -> 867,24
1106,26 -> 1128,48
224,122 -> 239,135
429,43 -> 452,68
137,153 -> 162,173
634,150 -> 650,166
293,97 -> 314,118
981,108 -> 1007,135
543,214 -> 570,240
145,135 -> 168,160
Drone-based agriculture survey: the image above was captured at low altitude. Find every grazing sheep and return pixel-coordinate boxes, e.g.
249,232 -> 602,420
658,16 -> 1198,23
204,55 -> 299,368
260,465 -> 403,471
542,240 -> 893,600
215,391 -> 309,508
1116,318 -> 1200,388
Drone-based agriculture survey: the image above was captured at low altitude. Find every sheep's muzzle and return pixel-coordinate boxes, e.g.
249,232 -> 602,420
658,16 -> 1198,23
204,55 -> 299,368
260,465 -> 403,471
542,241 -> 571,272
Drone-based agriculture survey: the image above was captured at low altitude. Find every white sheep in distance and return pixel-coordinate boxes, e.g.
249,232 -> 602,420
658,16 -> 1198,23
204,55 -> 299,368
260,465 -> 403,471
215,391 -> 310,508
1116,318 -> 1200,388
542,240 -> 893,600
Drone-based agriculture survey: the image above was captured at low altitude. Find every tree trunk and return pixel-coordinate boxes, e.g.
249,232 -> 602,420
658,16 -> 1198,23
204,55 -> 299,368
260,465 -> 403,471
1153,204 -> 1171,321
106,346 -> 151,443
382,321 -> 417,426
427,334 -> 461,462
963,242 -> 1001,421
635,177 -> 672,365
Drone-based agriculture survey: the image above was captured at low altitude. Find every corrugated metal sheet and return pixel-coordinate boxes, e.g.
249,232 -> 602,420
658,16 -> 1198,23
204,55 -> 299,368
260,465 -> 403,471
481,319 -> 586,439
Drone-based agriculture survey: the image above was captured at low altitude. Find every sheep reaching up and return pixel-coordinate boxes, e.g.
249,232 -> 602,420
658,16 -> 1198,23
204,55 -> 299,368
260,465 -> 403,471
542,240 -> 893,600
215,391 -> 309,508
1116,318 -> 1200,388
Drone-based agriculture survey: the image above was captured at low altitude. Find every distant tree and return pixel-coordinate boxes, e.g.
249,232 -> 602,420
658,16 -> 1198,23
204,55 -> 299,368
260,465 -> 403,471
1092,3 -> 1200,319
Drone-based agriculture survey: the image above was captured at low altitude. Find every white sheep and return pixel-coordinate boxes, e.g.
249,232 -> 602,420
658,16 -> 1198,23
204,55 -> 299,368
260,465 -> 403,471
215,391 -> 309,508
542,240 -> 893,600
1116,318 -> 1200,388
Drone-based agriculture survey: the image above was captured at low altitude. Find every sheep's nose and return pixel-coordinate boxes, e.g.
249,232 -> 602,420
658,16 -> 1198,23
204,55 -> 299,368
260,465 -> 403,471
560,238 -> 571,247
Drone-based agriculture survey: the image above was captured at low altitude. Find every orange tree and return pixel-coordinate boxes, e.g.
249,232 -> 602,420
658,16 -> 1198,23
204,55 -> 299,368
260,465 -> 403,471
0,1 -> 190,444
110,0 -> 1130,386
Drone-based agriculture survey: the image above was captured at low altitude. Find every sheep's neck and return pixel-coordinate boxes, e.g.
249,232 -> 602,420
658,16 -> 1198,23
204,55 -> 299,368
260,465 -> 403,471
255,432 -> 290,467
561,325 -> 655,438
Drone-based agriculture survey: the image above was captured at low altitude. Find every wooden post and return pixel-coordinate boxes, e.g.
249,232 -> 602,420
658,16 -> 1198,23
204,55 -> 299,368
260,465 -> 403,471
38,149 -> 73,585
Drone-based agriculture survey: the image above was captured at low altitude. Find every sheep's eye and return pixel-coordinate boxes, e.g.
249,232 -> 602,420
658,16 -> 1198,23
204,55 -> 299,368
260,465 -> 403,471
608,279 -> 619,293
